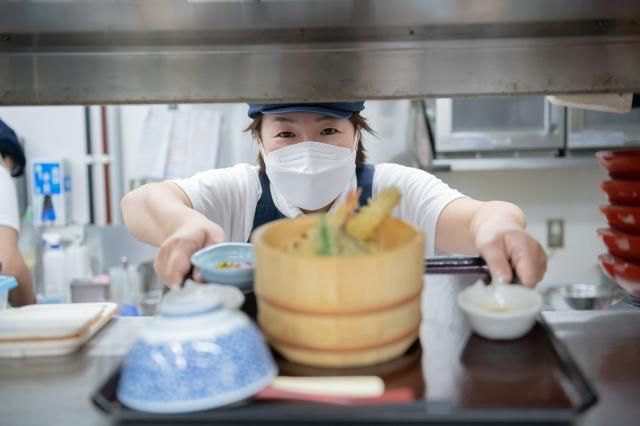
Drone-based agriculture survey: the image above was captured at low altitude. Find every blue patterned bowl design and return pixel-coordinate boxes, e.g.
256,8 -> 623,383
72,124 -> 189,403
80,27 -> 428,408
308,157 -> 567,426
191,243 -> 254,291
117,323 -> 277,413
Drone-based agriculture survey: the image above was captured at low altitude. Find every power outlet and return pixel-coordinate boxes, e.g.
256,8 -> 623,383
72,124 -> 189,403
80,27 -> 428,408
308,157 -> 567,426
547,219 -> 564,249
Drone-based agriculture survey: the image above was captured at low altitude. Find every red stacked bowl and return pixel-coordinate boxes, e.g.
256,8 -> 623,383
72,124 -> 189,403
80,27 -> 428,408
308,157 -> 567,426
597,149 -> 640,299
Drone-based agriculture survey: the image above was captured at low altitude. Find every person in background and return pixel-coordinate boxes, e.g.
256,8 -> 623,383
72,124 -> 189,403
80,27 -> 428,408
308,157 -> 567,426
0,119 -> 35,306
122,102 -> 547,288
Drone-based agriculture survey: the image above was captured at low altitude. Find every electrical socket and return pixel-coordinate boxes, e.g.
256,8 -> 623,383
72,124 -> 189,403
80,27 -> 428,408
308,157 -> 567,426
547,219 -> 564,249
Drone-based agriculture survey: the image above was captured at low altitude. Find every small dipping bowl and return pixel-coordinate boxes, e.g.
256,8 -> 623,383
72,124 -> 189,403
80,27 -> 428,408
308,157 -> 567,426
191,243 -> 254,291
457,281 -> 543,340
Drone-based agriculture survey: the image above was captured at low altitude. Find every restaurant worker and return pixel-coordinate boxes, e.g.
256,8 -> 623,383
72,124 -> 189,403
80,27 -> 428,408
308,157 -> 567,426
0,119 -> 35,306
122,102 -> 547,287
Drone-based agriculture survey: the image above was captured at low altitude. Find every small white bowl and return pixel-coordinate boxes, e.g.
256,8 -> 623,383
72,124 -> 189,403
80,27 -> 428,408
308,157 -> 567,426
457,281 -> 543,340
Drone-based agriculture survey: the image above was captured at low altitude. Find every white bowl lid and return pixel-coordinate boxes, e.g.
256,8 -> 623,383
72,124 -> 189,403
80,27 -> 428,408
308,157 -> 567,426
159,281 -> 244,317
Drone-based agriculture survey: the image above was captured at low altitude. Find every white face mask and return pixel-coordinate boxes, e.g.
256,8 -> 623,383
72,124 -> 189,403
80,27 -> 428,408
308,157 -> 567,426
261,138 -> 357,211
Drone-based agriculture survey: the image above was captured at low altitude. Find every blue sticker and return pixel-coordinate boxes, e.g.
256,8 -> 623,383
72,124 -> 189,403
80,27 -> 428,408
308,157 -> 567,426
33,163 -> 62,195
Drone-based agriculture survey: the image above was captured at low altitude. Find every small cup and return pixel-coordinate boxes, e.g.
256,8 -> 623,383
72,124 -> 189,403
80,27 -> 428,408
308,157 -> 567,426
191,243 -> 254,291
457,281 -> 543,340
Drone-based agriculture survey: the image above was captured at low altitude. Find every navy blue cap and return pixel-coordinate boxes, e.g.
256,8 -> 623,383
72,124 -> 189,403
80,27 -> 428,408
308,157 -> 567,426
0,119 -> 25,177
248,102 -> 365,119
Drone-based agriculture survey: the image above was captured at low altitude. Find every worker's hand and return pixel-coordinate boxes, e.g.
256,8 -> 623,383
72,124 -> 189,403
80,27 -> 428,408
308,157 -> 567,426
154,219 -> 225,287
474,225 -> 547,287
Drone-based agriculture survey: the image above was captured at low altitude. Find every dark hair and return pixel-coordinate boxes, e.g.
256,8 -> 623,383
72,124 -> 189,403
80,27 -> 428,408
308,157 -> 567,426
245,112 -> 374,171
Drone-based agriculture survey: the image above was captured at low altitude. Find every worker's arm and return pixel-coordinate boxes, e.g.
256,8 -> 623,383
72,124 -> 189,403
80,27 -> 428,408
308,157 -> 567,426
0,225 -> 35,306
435,198 -> 547,287
121,182 -> 225,285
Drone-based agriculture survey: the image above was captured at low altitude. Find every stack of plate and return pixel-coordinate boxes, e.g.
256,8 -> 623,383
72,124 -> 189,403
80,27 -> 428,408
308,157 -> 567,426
0,302 -> 117,358
597,149 -> 640,303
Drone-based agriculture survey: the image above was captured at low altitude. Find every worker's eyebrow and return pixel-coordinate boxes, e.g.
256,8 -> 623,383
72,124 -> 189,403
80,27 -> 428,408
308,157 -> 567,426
270,115 -> 338,123
271,116 -> 296,123
316,116 -> 338,122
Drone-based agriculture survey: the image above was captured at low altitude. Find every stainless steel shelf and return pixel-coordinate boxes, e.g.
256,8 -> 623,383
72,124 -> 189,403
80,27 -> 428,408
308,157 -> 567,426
1,0 -> 640,105
429,156 -> 598,172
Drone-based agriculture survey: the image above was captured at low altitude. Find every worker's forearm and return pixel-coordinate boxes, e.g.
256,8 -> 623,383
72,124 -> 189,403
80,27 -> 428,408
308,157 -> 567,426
469,201 -> 526,245
3,253 -> 35,307
0,226 -> 36,306
121,182 -> 210,247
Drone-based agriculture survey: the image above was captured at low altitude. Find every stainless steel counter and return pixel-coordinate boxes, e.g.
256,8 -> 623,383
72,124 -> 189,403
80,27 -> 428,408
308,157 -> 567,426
0,311 -> 638,426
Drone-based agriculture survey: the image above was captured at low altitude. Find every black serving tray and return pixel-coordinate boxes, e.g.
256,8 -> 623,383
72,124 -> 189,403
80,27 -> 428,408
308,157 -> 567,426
93,257 -> 597,425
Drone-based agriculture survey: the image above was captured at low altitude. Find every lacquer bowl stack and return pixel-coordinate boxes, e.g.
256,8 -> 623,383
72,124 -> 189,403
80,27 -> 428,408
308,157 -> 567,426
597,149 -> 640,303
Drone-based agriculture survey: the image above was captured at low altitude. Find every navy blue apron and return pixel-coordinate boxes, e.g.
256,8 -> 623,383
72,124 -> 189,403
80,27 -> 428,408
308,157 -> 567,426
249,164 -> 375,240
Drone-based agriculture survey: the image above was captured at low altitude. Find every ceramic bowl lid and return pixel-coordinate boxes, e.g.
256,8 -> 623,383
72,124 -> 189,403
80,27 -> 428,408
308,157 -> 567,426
158,281 -> 244,318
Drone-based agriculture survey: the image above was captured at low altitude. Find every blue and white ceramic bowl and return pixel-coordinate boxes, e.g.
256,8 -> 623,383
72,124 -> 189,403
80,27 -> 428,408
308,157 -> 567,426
191,243 -> 254,291
117,282 -> 277,413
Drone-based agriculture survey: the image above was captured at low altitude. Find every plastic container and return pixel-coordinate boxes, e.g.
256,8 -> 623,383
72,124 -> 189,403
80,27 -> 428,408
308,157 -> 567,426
65,241 -> 91,283
0,275 -> 18,310
42,233 -> 68,303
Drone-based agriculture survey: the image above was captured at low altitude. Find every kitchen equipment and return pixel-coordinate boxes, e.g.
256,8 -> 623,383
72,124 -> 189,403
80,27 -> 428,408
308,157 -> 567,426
598,254 -> 640,299
596,149 -> 640,179
558,283 -> 616,310
4,2 -> 640,106
600,179 -> 640,206
569,108 -> 640,151
433,96 -> 565,157
191,243 -> 254,291
116,282 -> 276,413
457,280 -> 543,340
42,232 -> 68,303
0,302 -> 116,358
599,205 -> 640,234
70,278 -> 110,303
597,228 -> 640,263
251,215 -> 424,368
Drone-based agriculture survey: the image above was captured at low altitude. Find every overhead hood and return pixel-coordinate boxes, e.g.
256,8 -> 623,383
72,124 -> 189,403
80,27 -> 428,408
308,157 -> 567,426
1,0 -> 640,105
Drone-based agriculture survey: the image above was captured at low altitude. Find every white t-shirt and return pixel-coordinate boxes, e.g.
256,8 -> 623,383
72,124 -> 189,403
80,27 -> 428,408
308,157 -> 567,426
172,163 -> 466,256
0,162 -> 19,232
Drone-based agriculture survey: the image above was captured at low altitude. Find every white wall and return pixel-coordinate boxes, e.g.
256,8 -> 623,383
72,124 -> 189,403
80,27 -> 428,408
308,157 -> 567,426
433,166 -> 609,286
0,106 -> 90,224
119,103 -> 257,191
360,100 -> 414,165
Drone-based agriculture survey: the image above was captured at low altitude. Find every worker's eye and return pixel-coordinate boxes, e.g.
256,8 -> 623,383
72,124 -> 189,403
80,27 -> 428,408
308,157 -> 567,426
275,131 -> 295,138
320,128 -> 340,136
